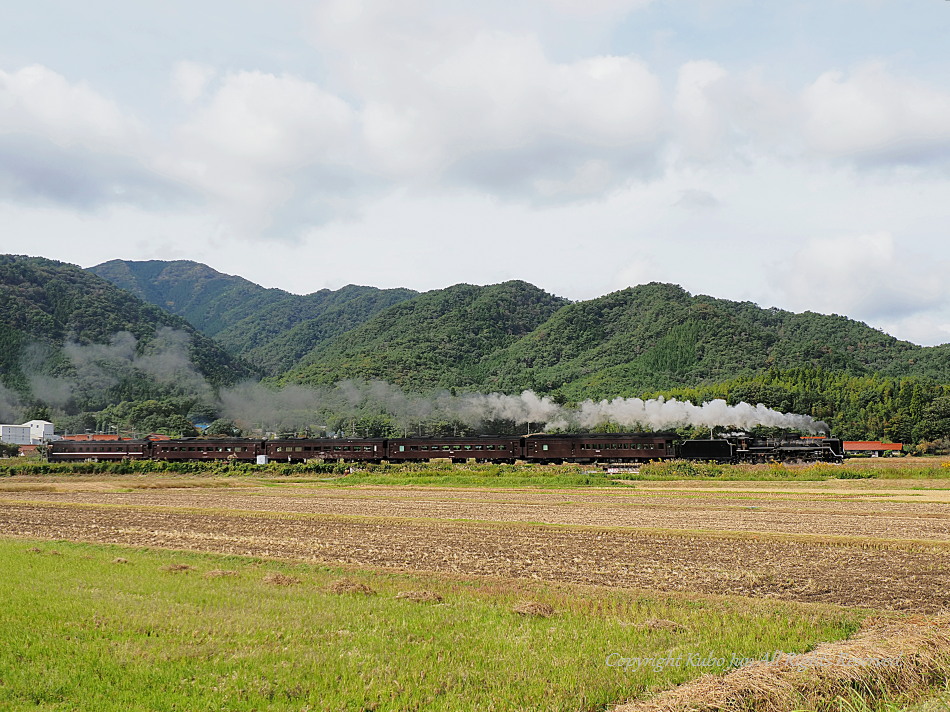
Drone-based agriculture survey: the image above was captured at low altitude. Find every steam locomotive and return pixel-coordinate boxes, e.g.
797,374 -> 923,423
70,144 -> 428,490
47,432 -> 844,465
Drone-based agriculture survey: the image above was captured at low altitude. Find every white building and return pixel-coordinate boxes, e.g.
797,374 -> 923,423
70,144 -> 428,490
0,420 -> 56,445
0,424 -> 31,445
23,420 -> 55,443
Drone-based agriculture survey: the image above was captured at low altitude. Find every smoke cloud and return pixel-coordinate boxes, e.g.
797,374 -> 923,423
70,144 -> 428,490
217,382 -> 332,432
457,390 -> 564,427
0,382 -> 24,423
136,327 -> 211,395
25,328 -> 212,409
14,328 -> 825,435
216,380 -> 827,434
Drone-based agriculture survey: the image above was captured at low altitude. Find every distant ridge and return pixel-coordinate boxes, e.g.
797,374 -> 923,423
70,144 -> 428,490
479,282 -> 950,398
283,280 -> 571,390
89,258 -> 950,395
90,259 -> 417,374
284,280 -> 950,396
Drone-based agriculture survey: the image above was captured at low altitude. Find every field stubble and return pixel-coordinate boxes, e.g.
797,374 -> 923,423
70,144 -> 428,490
2,478 -> 950,611
4,474 -> 950,710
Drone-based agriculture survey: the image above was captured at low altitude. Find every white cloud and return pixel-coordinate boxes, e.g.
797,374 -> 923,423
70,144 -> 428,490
312,2 -> 665,198
802,63 -> 950,165
428,40 -> 665,197
671,61 -> 805,165
176,71 -> 354,169
170,61 -> 217,104
0,64 -> 142,149
0,65 -> 185,208
670,60 -> 950,171
163,70 -> 361,235
674,60 -> 730,161
377,32 -> 664,196
774,232 -> 948,321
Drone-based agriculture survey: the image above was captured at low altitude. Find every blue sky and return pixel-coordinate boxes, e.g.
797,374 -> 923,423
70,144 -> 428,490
2,0 -> 949,344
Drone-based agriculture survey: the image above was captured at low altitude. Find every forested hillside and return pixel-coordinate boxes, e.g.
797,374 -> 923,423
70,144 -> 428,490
0,255 -> 253,431
658,367 -> 950,444
280,281 -> 948,401
284,281 -> 571,390
9,254 -> 950,445
90,260 -> 417,374
482,283 -> 948,397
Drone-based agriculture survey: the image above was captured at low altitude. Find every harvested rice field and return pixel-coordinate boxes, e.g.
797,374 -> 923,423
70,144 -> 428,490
3,474 -> 950,710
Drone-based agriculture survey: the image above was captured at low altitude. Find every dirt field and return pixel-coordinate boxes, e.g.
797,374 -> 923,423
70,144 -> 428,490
4,481 -> 950,541
3,479 -> 950,611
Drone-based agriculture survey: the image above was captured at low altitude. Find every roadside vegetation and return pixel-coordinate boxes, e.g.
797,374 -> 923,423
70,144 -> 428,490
4,456 -> 950,486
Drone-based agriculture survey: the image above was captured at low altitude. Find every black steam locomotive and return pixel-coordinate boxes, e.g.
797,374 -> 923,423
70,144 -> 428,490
48,432 -> 844,465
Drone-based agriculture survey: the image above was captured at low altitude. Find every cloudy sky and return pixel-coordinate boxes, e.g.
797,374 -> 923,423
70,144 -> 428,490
2,1 -> 949,344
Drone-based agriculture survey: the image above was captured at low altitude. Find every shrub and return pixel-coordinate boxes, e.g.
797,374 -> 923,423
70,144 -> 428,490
638,460 -> 725,478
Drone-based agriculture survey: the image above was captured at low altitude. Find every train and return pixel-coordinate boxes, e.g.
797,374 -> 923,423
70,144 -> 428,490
47,432 -> 844,465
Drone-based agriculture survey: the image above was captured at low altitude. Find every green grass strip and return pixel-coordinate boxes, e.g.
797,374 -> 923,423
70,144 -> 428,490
0,538 -> 867,712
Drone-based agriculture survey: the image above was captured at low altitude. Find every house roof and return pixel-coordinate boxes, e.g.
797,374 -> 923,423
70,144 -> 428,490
843,441 -> 903,451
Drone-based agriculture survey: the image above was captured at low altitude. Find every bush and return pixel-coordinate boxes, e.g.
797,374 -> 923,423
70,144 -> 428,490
914,438 -> 950,456
638,460 -> 726,478
835,469 -> 874,479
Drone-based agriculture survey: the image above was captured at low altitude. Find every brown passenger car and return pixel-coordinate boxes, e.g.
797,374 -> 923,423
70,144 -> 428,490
265,438 -> 386,463
387,437 -> 522,463
150,439 -> 264,461
523,433 -> 675,464
48,439 -> 151,461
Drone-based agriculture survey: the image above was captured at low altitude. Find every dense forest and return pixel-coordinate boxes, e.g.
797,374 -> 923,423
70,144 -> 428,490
656,367 -> 950,447
2,255 -> 949,449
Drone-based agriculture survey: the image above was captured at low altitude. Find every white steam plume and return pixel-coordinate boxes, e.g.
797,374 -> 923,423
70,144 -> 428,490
457,390 -> 563,426
573,396 -> 826,433
216,380 -> 826,434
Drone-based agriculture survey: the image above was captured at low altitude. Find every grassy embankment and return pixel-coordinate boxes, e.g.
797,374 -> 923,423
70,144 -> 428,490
3,456 -> 950,487
0,538 -> 867,712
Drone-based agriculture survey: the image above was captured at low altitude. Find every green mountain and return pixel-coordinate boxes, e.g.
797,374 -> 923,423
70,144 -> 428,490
55,257 -> 950,444
283,281 -> 948,398
278,281 -> 950,444
89,260 -> 417,374
284,281 -> 571,390
482,282 -> 950,398
0,255 -> 253,414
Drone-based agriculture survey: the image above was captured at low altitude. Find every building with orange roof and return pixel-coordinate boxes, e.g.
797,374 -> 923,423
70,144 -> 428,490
843,441 -> 903,456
